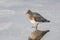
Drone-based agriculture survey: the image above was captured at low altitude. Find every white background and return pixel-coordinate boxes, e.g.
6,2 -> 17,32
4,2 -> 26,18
0,0 -> 60,40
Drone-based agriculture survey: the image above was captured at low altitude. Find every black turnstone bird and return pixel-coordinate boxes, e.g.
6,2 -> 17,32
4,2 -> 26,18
26,10 -> 50,30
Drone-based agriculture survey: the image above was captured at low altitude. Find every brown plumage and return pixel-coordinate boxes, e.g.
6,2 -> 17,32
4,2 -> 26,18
28,30 -> 50,40
26,10 -> 50,30
26,10 -> 50,22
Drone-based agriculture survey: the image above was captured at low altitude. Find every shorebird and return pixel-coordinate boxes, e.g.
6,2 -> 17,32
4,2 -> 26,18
26,10 -> 50,30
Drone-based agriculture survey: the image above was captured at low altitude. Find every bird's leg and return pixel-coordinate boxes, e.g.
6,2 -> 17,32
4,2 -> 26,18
32,24 -> 35,28
32,23 -> 39,30
35,23 -> 39,30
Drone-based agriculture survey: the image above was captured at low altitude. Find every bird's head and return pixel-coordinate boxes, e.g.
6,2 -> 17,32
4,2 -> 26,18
26,10 -> 32,15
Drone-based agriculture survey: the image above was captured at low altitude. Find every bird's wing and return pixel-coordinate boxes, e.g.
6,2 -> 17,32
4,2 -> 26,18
32,12 -> 42,17
33,13 -> 49,22
34,16 -> 46,22
32,13 -> 43,22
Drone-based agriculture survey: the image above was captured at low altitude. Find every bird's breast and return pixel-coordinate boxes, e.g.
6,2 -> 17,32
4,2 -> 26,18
27,14 -> 33,20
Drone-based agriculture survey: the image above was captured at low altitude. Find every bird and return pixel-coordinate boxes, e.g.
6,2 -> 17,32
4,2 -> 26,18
26,10 -> 50,30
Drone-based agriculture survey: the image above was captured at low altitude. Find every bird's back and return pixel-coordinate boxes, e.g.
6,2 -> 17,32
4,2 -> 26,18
26,10 -> 50,22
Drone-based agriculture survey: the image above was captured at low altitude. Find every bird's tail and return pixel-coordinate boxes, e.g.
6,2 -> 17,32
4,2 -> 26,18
42,19 -> 50,22
47,20 -> 50,22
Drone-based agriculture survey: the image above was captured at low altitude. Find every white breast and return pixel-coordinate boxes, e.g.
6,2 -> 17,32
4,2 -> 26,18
29,19 -> 36,24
